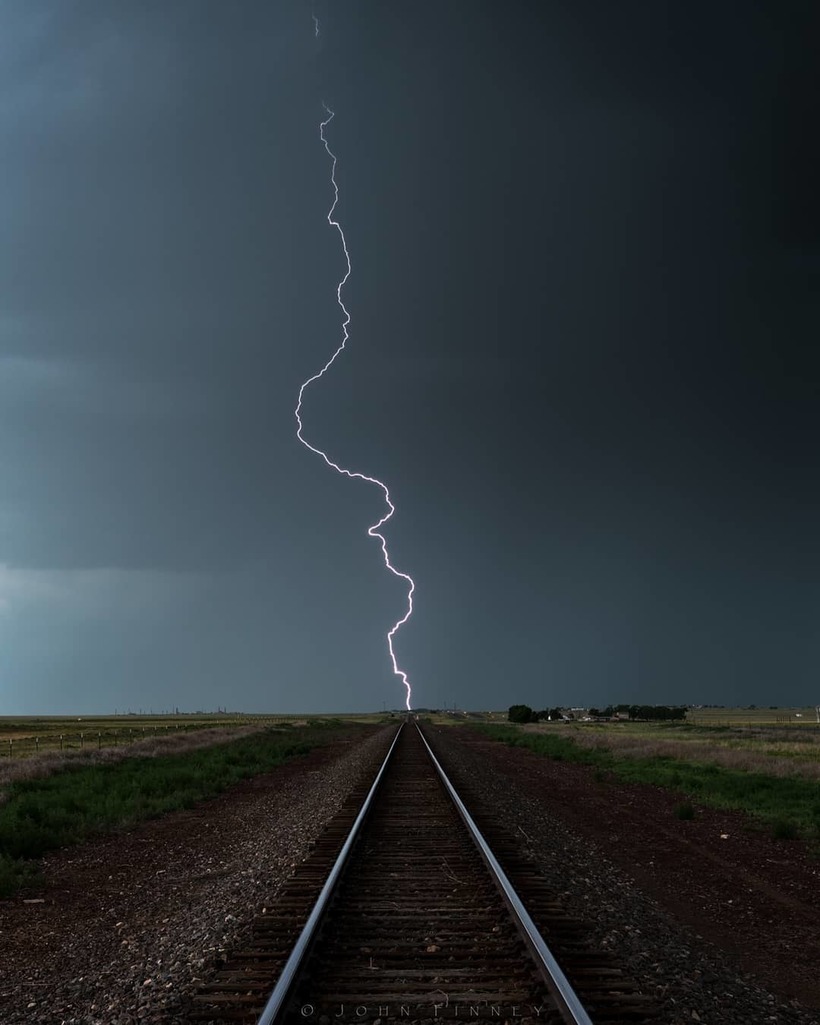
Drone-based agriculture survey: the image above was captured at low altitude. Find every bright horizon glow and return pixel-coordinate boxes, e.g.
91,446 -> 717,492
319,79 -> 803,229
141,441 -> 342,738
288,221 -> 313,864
294,100 -> 416,711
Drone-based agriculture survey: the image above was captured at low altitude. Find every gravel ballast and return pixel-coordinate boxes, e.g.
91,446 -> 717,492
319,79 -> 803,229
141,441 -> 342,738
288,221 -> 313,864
0,725 -> 394,1025
426,725 -> 819,1025
3,721 -> 817,1025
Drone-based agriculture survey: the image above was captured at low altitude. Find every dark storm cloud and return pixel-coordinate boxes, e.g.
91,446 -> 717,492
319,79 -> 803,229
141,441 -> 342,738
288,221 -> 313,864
318,0 -> 819,709
0,0 -> 335,572
0,1 -> 816,713
0,0 -> 401,712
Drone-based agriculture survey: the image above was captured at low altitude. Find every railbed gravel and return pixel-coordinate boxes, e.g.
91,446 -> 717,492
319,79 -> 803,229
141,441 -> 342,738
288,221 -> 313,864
0,726 -> 394,1025
428,726 -> 818,1025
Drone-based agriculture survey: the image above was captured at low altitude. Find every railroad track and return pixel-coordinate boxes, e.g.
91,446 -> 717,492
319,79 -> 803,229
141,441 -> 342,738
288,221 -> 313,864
187,722 -> 658,1025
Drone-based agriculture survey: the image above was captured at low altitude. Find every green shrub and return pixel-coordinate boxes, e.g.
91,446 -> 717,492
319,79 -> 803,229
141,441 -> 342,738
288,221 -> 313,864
772,819 -> 798,841
0,852 -> 39,898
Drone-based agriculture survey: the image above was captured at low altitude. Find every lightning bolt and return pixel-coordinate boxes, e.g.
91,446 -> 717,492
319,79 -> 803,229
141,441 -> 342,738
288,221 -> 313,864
295,96 -> 415,712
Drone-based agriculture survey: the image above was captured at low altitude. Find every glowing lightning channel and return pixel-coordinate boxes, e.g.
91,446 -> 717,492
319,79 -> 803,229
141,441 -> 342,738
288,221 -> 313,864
295,102 -> 415,712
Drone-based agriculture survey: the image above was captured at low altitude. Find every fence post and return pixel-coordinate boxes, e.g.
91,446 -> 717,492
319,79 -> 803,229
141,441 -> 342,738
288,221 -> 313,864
80,732 -> 84,749
60,734 -> 63,751
98,731 -> 101,749
35,737 -> 39,752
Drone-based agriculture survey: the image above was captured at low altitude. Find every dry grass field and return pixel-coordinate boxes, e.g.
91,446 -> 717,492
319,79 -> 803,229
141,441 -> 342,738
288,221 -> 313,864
486,711 -> 820,839
0,712 -> 286,751
685,705 -> 819,727
0,718 -> 371,896
0,724 -> 272,795
0,710 -> 395,759
0,712 -> 400,794
524,719 -> 820,781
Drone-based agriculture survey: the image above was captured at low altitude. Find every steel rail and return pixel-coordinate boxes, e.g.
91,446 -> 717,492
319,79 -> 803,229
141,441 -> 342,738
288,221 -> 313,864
255,722 -> 404,1025
255,719 -> 593,1025
416,724 -> 595,1025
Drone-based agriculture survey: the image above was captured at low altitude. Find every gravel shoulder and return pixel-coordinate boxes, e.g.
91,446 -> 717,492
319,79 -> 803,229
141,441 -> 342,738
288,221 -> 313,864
0,725 -> 394,1025
428,726 -> 820,1025
4,722 -> 817,1025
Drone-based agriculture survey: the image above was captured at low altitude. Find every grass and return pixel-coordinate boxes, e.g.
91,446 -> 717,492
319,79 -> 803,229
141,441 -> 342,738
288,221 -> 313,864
0,720 -> 352,898
0,724 -> 273,796
685,706 -> 818,727
548,721 -> 820,781
772,819 -> 799,841
0,712 -> 305,761
477,724 -> 820,843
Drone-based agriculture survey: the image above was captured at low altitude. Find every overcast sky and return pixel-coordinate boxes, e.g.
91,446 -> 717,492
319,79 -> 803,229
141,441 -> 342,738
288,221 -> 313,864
0,1 -> 816,714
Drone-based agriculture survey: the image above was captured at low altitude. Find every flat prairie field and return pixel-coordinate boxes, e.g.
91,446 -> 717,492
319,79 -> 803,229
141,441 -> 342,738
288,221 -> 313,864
685,705 -> 818,726
520,717 -> 820,778
487,715 -> 820,838
0,712 -> 310,758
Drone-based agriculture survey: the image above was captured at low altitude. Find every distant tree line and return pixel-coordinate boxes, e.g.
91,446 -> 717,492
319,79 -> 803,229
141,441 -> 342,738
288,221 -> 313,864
508,705 -> 571,723
618,704 -> 686,721
508,703 -> 687,723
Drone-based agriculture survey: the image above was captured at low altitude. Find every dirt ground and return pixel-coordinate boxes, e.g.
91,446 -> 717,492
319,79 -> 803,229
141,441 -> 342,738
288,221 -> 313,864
0,728 -> 389,1025
1,722 -> 818,1024
443,728 -> 820,1011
